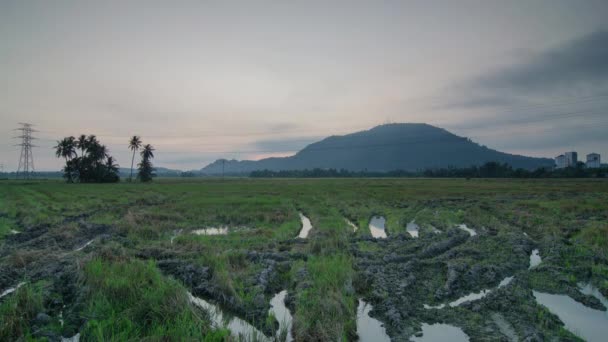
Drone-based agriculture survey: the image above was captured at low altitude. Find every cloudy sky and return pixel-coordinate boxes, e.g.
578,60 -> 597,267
1,1 -> 607,171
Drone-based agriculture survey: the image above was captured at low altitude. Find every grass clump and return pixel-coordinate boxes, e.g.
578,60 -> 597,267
294,254 -> 356,341
0,283 -> 43,341
81,257 -> 226,341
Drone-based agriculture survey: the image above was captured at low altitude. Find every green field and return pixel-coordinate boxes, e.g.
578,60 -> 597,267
1,178 -> 607,341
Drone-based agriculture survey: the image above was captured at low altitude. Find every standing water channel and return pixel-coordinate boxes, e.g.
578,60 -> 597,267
424,277 -> 514,309
298,213 -> 313,238
189,290 -> 294,341
410,323 -> 470,342
529,249 -> 542,269
269,290 -> 293,342
406,220 -> 419,238
533,290 -> 608,342
356,299 -> 390,342
369,216 -> 387,238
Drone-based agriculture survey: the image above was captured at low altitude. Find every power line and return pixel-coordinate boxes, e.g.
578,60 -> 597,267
14,123 -> 37,179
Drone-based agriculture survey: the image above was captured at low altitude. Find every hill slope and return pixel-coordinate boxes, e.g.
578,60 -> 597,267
201,123 -> 553,174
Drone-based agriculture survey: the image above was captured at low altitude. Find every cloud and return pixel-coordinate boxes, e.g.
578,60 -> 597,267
476,30 -> 608,94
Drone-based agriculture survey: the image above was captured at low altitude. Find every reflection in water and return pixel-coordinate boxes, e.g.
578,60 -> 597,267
357,299 -> 390,342
188,292 -> 270,341
269,290 -> 293,342
529,249 -> 542,269
170,229 -> 183,244
369,216 -> 387,239
458,224 -> 477,236
424,277 -> 514,309
192,227 -> 229,235
533,290 -> 608,341
491,313 -> 518,342
75,239 -> 94,251
407,220 -> 419,238
578,283 -> 608,310
345,218 -> 358,232
61,333 -> 80,342
429,225 -> 442,234
0,282 -> 26,299
298,213 -> 313,238
410,323 -> 469,342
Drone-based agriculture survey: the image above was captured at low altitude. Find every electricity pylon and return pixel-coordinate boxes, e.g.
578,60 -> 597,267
14,123 -> 37,179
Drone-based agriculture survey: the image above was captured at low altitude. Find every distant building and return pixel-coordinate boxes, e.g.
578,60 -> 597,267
555,154 -> 566,169
564,151 -> 578,167
586,153 -> 601,168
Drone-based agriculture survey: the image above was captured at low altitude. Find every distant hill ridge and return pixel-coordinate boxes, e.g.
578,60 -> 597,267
201,123 -> 554,174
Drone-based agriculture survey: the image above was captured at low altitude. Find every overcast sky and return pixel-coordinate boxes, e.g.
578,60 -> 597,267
1,1 -> 607,171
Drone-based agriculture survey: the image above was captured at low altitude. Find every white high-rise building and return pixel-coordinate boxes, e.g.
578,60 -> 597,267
555,155 -> 566,169
564,151 -> 578,167
586,153 -> 601,168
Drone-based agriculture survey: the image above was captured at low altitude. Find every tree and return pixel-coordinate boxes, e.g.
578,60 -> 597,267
55,134 -> 119,183
128,135 -> 142,182
104,156 -> 120,182
54,136 -> 77,182
76,134 -> 87,157
137,144 -> 155,182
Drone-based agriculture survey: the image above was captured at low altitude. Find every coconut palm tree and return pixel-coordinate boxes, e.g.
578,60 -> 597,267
55,134 -> 120,183
54,136 -> 77,182
54,136 -> 77,161
138,144 -> 155,182
128,135 -> 142,181
76,134 -> 87,157
141,144 -> 154,160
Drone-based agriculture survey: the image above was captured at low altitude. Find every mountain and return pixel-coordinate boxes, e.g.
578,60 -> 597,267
201,123 -> 554,174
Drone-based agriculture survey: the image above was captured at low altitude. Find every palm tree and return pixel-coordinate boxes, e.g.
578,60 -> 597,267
55,134 -> 121,183
106,156 -> 119,173
76,134 -> 87,157
54,136 -> 77,162
141,144 -> 154,160
138,144 -> 155,182
128,136 -> 142,181
54,137 -> 76,182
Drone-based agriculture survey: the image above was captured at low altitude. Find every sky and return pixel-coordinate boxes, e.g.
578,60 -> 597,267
1,0 -> 607,171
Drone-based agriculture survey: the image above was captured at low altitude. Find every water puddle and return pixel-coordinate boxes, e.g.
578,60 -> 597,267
369,216 -> 387,239
457,224 -> 477,236
578,283 -> 608,310
410,323 -> 470,342
533,290 -> 608,341
529,249 -> 541,269
298,213 -> 313,238
61,333 -> 80,342
424,277 -> 513,309
269,290 -> 293,342
491,313 -> 517,342
75,239 -> 94,251
0,282 -> 26,299
192,227 -> 229,236
356,299 -> 390,342
345,219 -> 358,232
188,292 -> 270,341
10,229 -> 20,234
429,225 -> 442,234
407,220 -> 419,238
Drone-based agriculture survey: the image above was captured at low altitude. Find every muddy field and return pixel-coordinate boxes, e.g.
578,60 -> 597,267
1,178 -> 607,341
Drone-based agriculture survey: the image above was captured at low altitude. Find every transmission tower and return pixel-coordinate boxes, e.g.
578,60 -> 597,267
14,123 -> 37,179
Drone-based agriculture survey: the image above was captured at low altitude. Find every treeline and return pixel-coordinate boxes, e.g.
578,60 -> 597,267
250,162 -> 608,178
54,134 -> 155,183
251,169 -> 416,178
